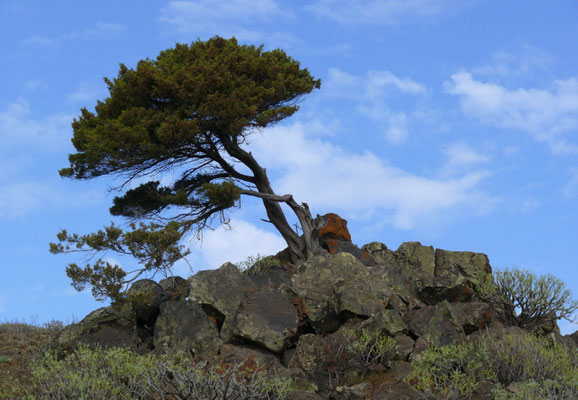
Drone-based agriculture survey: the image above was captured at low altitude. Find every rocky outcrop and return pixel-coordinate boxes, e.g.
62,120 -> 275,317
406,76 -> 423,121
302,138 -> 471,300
50,227 -> 577,399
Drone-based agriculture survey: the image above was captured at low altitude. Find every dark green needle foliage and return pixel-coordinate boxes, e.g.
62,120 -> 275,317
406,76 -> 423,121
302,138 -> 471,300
52,36 -> 323,303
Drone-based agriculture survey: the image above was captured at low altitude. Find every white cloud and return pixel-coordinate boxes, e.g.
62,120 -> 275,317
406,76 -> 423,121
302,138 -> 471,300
0,99 -> 73,153
249,121 -> 495,230
159,0 -> 298,46
23,22 -> 124,47
187,218 -> 287,270
471,48 -> 552,79
445,72 -> 578,153
307,0 -> 463,25
325,68 -> 426,144
439,141 -> 490,177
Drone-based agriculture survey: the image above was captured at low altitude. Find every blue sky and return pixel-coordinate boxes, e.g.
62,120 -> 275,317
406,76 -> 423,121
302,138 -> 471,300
1,0 -> 577,334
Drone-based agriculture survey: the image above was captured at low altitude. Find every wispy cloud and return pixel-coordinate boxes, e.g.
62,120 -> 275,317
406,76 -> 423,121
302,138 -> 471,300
445,71 -> 578,154
23,22 -> 124,47
325,67 -> 427,144
159,0 -> 299,48
439,141 -> 490,177
249,120 -> 496,230
307,0 -> 464,25
0,181 -> 104,220
0,99 -> 73,153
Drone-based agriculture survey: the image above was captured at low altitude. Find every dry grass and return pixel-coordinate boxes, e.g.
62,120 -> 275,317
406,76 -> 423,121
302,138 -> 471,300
0,317 -> 74,397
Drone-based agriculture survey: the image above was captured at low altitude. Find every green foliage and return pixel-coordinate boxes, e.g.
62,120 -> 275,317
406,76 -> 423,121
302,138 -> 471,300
473,267 -> 578,332
480,332 -> 576,387
238,253 -> 282,276
492,378 -> 578,400
342,328 -> 396,380
323,328 -> 397,390
54,36 -> 321,302
3,344 -> 293,399
406,331 -> 577,400
405,342 -> 491,399
50,221 -> 189,302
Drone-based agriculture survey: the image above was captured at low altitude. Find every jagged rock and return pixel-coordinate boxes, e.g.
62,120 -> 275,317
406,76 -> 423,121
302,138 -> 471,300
357,309 -> 408,337
222,287 -> 299,353
372,379 -> 417,400
50,304 -> 138,355
153,300 -> 221,357
188,262 -> 257,328
291,252 -> 402,333
218,343 -> 284,372
449,301 -> 493,334
418,248 -> 491,304
288,334 -> 328,382
316,213 -> 352,241
391,334 -> 414,361
127,279 -> 171,327
333,382 -> 373,400
391,360 -> 413,379
159,276 -> 189,301
405,301 -> 465,347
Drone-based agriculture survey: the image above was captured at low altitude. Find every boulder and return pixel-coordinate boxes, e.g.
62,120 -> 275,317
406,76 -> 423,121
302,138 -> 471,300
291,253 -> 402,333
222,287 -> 299,354
126,279 -> 170,327
316,213 -> 352,241
391,334 -> 414,361
158,276 -> 189,301
288,334 -> 328,386
188,262 -> 258,329
417,249 -> 491,304
153,300 -> 221,358
449,301 -> 493,334
404,301 -> 465,347
50,304 -> 138,355
357,310 -> 408,337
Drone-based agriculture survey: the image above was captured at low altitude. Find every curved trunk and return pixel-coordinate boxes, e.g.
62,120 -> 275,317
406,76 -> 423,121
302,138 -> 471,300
220,136 -> 320,262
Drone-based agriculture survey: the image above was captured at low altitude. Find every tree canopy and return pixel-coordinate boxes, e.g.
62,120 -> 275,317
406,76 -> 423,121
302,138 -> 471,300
51,36 -> 322,302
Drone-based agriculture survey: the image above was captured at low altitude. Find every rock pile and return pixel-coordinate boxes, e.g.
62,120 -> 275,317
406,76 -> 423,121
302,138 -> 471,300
49,213 -> 576,399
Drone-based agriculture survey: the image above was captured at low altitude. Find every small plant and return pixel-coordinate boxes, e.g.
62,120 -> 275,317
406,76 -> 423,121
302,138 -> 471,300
343,328 -> 396,380
238,253 -> 282,276
474,267 -> 578,332
0,356 -> 9,363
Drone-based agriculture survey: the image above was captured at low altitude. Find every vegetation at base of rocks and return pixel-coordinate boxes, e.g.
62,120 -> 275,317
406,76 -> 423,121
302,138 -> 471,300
406,330 -> 578,400
473,267 -> 578,332
323,327 -> 397,390
0,343 -> 293,399
342,328 -> 397,380
237,253 -> 283,276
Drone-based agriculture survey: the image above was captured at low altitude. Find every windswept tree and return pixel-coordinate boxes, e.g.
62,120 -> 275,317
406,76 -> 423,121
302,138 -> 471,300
51,36 -> 322,302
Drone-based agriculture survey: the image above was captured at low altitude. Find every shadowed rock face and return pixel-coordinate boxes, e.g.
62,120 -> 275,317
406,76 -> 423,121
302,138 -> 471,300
51,222 -> 576,399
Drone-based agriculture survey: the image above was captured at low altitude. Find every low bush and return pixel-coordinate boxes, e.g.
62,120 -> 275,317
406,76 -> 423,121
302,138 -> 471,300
406,330 -> 577,400
2,343 -> 293,399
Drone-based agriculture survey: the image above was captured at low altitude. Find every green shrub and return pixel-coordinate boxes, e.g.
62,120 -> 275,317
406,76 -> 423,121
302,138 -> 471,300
405,341 -> 492,400
491,378 -> 578,400
342,328 -> 396,379
474,267 -> 578,332
5,344 -> 292,399
406,331 -> 577,400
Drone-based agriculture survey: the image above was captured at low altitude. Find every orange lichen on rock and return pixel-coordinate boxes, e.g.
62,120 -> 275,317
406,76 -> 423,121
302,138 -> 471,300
317,213 -> 352,241
326,238 -> 340,254
209,316 -> 218,326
